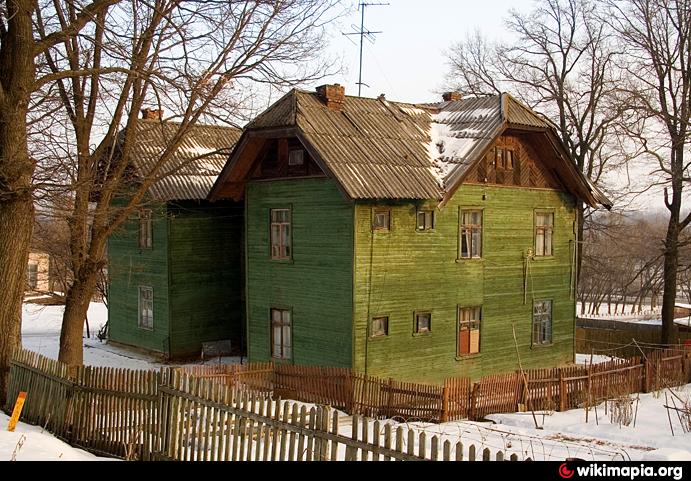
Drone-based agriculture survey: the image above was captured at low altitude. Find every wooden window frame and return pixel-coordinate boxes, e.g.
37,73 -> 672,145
372,208 -> 391,232
459,209 -> 483,260
534,211 -> 555,257
532,299 -> 553,346
138,286 -> 154,331
270,208 -> 292,260
414,311 -> 432,335
270,308 -> 292,361
416,210 -> 435,231
457,306 -> 482,357
370,315 -> 389,338
495,146 -> 516,170
288,149 -> 305,166
138,209 -> 153,249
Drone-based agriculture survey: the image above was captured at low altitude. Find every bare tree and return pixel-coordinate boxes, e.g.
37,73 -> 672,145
0,0 -> 117,407
604,0 -> 691,343
445,0 -> 622,276
31,0 -> 342,368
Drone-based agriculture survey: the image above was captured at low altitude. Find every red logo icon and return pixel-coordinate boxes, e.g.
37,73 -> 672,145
559,463 -> 575,479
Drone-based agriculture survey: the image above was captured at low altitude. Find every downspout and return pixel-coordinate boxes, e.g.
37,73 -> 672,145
364,205 -> 375,376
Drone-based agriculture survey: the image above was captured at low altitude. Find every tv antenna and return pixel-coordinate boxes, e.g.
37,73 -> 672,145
343,2 -> 389,97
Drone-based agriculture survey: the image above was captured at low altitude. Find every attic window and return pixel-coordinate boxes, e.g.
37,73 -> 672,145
373,209 -> 391,232
496,147 -> 515,170
288,149 -> 304,166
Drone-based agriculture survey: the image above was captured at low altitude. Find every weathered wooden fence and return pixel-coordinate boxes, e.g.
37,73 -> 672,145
186,348 -> 691,422
156,372 -> 514,461
5,349 -> 164,459
5,347 -> 691,460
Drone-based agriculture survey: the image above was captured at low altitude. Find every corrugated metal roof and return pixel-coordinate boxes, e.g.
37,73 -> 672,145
211,89 -> 611,208
130,120 -> 241,201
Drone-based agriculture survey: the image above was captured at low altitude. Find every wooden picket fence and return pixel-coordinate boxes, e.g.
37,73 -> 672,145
186,347 -> 691,422
4,349 -> 515,461
5,346 -> 691,461
156,372 -> 516,461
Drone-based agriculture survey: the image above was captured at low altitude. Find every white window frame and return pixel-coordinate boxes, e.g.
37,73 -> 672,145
532,300 -> 553,345
138,286 -> 154,330
271,308 -> 292,360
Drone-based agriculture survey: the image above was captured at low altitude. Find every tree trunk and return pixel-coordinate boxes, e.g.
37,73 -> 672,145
58,272 -> 99,367
661,227 -> 679,344
0,0 -> 37,407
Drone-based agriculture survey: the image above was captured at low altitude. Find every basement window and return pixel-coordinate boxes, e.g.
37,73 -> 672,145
372,209 -> 391,232
458,306 -> 481,356
288,149 -> 305,166
138,209 -> 153,249
371,316 -> 389,338
417,210 -> 435,231
138,286 -> 154,330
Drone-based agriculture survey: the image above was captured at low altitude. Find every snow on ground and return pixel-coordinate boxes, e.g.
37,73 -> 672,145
21,299 -> 241,369
15,299 -> 691,462
575,354 -> 624,365
0,412 -> 106,461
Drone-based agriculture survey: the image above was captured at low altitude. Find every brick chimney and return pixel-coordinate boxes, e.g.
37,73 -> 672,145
442,92 -> 462,102
141,108 -> 164,120
316,84 -> 345,111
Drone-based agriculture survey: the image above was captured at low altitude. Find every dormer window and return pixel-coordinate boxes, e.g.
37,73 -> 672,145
288,149 -> 304,166
496,147 -> 515,170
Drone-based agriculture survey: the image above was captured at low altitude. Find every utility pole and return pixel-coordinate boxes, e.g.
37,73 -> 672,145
343,2 -> 389,97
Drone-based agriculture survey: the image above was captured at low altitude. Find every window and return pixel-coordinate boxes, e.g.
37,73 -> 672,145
372,209 -> 391,232
26,263 -> 38,290
138,287 -> 154,330
288,149 -> 305,166
535,212 -> 554,257
271,308 -> 292,360
270,209 -> 292,260
138,209 -> 152,249
496,147 -> 515,170
458,307 -> 481,356
532,300 -> 552,345
417,210 -> 434,231
460,210 -> 483,259
415,312 -> 431,334
371,316 -> 389,337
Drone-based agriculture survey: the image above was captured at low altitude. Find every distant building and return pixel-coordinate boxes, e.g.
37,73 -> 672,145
26,252 -> 50,292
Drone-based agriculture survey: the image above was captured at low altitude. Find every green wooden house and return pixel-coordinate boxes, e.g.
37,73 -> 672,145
209,86 -> 611,382
108,112 -> 244,359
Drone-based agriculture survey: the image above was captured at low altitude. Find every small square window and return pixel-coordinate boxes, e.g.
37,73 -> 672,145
288,149 -> 304,166
415,312 -> 431,334
417,210 -> 434,231
371,316 -> 389,337
372,209 -> 391,232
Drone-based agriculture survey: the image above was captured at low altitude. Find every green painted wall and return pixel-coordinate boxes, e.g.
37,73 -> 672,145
168,201 -> 244,358
108,202 -> 172,354
246,178 -> 353,367
353,185 -> 577,383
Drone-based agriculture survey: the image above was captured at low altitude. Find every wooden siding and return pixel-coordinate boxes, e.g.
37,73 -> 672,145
353,184 -> 577,383
168,201 -> 244,358
246,178 -> 353,367
108,202 -> 172,354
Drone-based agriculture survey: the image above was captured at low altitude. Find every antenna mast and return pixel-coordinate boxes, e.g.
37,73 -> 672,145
343,2 -> 389,97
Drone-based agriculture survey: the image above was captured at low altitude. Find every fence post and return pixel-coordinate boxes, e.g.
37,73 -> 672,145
386,378 -> 394,419
469,383 -> 479,421
441,381 -> 449,423
642,358 -> 649,393
559,369 -> 566,412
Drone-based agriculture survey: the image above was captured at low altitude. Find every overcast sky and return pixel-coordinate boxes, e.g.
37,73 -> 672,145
315,0 -> 535,103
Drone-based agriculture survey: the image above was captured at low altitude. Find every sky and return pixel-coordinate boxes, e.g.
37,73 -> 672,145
315,0 -> 535,104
